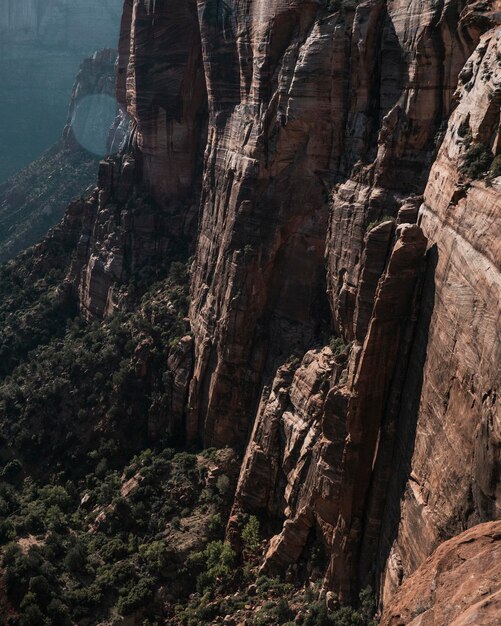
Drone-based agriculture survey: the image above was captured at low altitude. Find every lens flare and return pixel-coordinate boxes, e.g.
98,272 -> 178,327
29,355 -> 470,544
70,94 -> 118,156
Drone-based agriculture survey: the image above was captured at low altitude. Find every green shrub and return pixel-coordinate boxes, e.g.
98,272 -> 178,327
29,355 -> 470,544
196,541 -> 236,593
366,215 -> 394,232
242,515 -> 260,552
216,474 -> 231,497
63,542 -> 87,573
207,513 -> 224,537
460,143 -> 493,179
1,459 -> 22,481
487,154 -> 501,181
330,336 -> 349,357
117,578 -> 154,615
140,540 -> 170,574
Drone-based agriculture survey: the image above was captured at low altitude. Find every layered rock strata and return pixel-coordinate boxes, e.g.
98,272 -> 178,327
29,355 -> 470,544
379,26 -> 501,604
380,521 -> 501,626
64,0 -> 501,612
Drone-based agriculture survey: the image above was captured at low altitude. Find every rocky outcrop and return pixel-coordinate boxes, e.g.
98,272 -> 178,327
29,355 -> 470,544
72,0 -> 207,320
380,522 -> 501,626
242,223 -> 428,597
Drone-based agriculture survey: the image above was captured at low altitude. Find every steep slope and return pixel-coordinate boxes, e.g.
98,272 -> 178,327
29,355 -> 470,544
0,49 -> 119,263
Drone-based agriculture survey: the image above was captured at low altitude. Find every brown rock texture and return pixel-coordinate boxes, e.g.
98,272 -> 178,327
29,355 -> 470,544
117,0 -> 207,205
380,521 -> 501,626
71,0 -> 208,319
62,0 -> 501,611
379,26 -> 501,604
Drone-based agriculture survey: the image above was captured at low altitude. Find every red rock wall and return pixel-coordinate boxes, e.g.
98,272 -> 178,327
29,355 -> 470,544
67,0 -> 500,609
379,27 -> 501,603
71,0 -> 208,319
380,521 -> 501,626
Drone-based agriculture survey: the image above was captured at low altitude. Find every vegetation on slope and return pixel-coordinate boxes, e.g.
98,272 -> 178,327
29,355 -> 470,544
0,144 -> 100,263
0,190 -> 377,624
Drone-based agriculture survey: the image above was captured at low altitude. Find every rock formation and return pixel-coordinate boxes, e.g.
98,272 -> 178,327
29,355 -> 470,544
29,0 -> 500,617
0,48 -> 120,263
380,521 -> 501,626
379,25 -> 501,604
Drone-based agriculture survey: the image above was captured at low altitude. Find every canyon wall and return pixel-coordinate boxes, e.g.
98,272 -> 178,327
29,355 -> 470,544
0,48 -> 119,263
0,0 -> 122,181
67,0 -> 500,614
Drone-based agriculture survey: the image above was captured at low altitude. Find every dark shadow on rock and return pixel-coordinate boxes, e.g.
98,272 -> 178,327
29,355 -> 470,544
374,242 -> 438,597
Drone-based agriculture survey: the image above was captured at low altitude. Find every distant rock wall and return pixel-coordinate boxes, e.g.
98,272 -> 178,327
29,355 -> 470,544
0,48 -> 118,262
0,0 -> 122,181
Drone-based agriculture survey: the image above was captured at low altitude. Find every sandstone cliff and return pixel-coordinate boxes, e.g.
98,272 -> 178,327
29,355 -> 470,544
45,0 -> 500,617
380,521 -> 501,626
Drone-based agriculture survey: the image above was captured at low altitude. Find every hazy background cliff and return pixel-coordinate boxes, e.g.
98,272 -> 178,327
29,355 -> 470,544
0,0 -> 122,182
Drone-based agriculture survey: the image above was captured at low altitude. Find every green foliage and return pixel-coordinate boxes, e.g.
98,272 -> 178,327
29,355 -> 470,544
207,512 -> 224,538
301,587 -> 377,626
252,595 -> 304,625
0,445 -> 236,623
460,142 -> 493,179
193,540 -> 236,594
242,515 -> 260,552
329,336 -> 349,357
366,215 -> 394,232
216,474 -> 231,498
117,577 -> 155,615
0,260 -> 191,471
487,154 -> 501,182
1,458 -> 22,481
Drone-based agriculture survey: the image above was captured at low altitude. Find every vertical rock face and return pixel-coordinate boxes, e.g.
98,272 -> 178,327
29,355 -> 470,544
72,0 -> 208,319
380,27 -> 501,603
188,0 -> 340,448
117,0 -> 207,205
66,0 -> 500,611
187,0 -> 489,448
